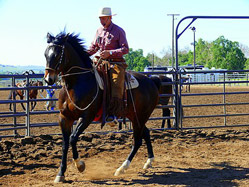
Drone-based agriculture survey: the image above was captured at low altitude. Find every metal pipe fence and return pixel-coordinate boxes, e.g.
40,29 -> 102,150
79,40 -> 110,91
1,68 -> 249,138
175,15 -> 249,130
0,73 -> 61,138
178,70 -> 249,130
0,72 -> 177,138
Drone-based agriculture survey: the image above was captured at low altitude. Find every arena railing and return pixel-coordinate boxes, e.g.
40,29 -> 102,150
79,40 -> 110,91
0,71 -> 177,138
0,73 -> 61,138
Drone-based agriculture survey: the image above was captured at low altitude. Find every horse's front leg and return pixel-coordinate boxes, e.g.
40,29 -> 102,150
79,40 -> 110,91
69,117 -> 92,173
54,115 -> 74,183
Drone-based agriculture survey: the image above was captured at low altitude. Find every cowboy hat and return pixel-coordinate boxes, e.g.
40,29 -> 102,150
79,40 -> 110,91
99,7 -> 117,17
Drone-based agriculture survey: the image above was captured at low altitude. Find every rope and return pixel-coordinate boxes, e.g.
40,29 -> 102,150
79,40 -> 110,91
62,66 -> 100,111
61,66 -> 93,78
64,78 -> 99,111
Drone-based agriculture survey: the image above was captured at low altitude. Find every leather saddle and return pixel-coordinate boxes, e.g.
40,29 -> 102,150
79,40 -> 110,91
92,65 -> 139,127
93,67 -> 139,90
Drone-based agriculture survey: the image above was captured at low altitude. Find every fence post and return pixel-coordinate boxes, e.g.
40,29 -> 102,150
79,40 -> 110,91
12,76 -> 18,137
223,72 -> 227,126
173,70 -> 181,130
179,71 -> 183,129
25,75 -> 31,137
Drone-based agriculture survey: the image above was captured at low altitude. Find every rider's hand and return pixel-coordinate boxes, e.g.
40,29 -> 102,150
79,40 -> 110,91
100,50 -> 111,59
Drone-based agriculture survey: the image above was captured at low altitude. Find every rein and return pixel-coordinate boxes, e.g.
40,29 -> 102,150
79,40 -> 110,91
62,66 -> 100,111
61,66 -> 94,78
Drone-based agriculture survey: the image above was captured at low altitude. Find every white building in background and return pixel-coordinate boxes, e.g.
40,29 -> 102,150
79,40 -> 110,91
144,65 -> 227,83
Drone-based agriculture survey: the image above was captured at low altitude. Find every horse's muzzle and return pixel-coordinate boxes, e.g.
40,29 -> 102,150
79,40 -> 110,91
44,71 -> 57,85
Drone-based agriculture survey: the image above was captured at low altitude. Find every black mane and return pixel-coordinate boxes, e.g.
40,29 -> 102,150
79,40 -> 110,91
54,32 -> 92,67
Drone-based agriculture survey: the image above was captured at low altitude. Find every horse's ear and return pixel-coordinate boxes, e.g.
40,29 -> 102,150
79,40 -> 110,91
47,33 -> 55,43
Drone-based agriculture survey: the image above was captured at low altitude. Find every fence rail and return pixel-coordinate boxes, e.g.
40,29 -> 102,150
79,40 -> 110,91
1,68 -> 249,138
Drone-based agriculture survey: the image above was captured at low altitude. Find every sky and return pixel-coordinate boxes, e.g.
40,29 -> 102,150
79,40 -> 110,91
0,0 -> 249,66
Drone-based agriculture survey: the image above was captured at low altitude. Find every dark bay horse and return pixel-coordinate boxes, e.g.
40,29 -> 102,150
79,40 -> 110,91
8,80 -> 43,111
44,32 -> 160,183
155,75 -> 173,128
119,75 -> 173,130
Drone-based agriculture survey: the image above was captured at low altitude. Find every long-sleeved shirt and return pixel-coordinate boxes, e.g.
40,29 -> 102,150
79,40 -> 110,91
87,22 -> 129,58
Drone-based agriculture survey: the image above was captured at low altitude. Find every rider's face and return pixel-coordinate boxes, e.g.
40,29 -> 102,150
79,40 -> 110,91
99,16 -> 111,28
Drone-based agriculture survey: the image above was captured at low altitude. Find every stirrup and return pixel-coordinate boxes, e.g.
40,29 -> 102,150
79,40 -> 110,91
105,115 -> 117,122
105,115 -> 118,127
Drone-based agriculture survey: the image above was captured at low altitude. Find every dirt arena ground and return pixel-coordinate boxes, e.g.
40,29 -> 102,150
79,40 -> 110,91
1,85 -> 249,186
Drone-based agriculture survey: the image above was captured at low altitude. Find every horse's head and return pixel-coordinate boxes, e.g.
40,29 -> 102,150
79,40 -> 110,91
30,80 -> 44,93
38,80 -> 43,86
44,32 -> 92,85
37,80 -> 44,93
44,33 -> 69,85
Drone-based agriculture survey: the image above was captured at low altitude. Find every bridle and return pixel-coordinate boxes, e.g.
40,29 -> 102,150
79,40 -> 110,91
45,42 -> 99,111
45,43 -> 65,72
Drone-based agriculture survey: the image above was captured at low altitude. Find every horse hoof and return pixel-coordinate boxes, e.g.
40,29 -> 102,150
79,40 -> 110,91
143,163 -> 152,169
74,158 -> 85,173
54,175 -> 65,183
77,161 -> 85,172
114,160 -> 130,176
143,157 -> 154,169
114,167 -> 124,176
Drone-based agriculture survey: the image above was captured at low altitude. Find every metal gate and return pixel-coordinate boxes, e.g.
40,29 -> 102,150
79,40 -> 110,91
174,16 -> 249,129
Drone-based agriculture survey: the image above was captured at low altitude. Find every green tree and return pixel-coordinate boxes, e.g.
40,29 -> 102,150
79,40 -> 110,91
124,48 -> 151,71
208,36 -> 246,70
146,53 -> 163,66
178,49 -> 192,66
146,48 -> 172,67
159,47 -> 173,66
125,36 -> 248,71
244,58 -> 249,70
195,38 -> 212,66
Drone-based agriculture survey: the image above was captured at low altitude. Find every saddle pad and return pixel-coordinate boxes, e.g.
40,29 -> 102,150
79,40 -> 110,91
125,72 -> 139,89
93,68 -> 139,90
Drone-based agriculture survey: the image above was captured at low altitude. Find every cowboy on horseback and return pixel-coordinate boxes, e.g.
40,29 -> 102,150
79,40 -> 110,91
87,7 -> 129,122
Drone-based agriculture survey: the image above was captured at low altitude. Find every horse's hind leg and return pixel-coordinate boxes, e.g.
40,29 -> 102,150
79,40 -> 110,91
161,108 -> 166,128
19,96 -> 26,110
118,117 -> 126,131
9,103 -> 12,111
118,121 -> 123,131
142,127 -> 154,169
31,101 -> 37,111
8,91 -> 13,111
114,124 -> 143,176
162,108 -> 171,128
21,103 -> 26,110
